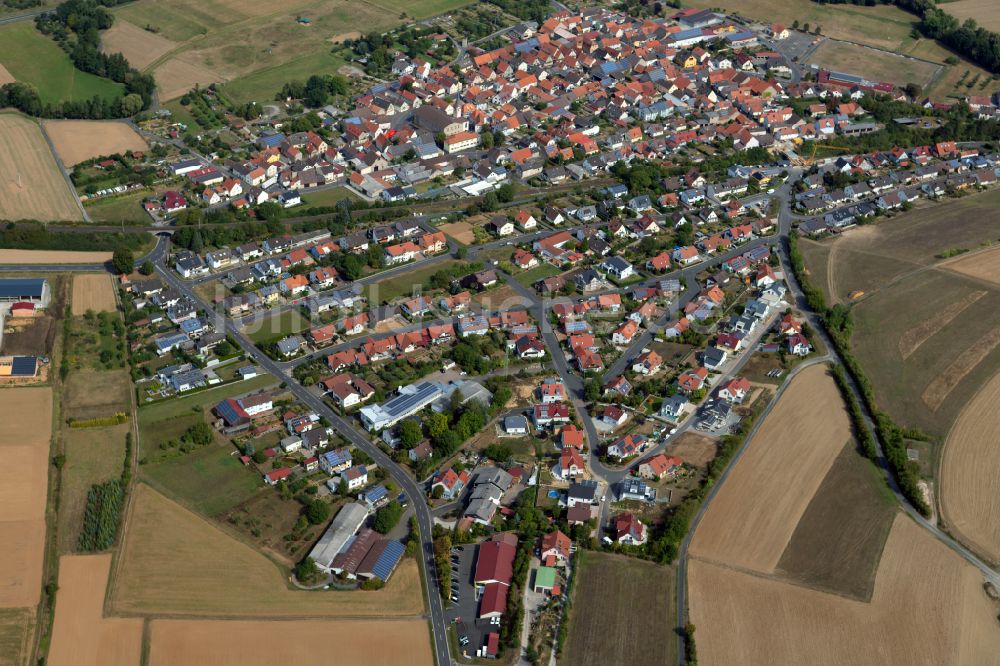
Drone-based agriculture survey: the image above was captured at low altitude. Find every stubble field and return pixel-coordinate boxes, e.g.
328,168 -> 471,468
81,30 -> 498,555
689,516 -> 1000,665
940,0 -> 1000,32
46,555 -> 143,666
111,484 -> 425,617
0,387 -> 52,608
0,250 -> 111,264
0,114 -> 82,222
0,63 -> 13,85
71,274 -> 117,314
100,19 -> 177,70
0,608 -> 34,666
943,246 -> 1000,285
689,364 -> 851,572
939,370 -> 1000,565
148,618 -> 433,666
43,121 -> 148,167
563,551 -> 675,666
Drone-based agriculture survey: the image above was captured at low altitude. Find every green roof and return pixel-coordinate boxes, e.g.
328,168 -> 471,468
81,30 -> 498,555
534,566 -> 557,589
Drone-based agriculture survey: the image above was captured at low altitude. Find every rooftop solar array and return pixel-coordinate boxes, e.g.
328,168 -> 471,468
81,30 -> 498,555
371,540 -> 406,581
10,356 -> 36,376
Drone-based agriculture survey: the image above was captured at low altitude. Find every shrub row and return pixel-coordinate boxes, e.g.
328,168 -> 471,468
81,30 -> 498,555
68,412 -> 128,428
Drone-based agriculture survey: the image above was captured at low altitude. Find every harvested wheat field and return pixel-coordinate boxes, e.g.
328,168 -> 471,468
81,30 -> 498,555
0,63 -> 14,85
47,555 -> 142,666
921,326 -> 1000,411
100,19 -> 177,70
940,370 -> 1000,565
0,114 -> 81,222
154,57 -> 220,100
439,221 -> 475,245
0,250 -> 111,265
942,0 -> 1000,32
944,247 -> 1000,286
690,364 -> 851,573
149,618 -> 432,666
898,289 -> 987,360
0,387 -> 52,607
0,607 -> 34,666
689,516 -> 1000,665
71,273 -> 117,314
44,120 -> 148,167
112,484 -> 425,616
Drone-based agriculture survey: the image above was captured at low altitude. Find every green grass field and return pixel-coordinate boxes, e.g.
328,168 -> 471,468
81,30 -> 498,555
362,260 -> 462,304
369,0 -> 473,19
141,440 -> 262,516
246,309 -> 309,344
220,49 -> 348,106
300,186 -> 362,208
84,191 -> 152,225
138,374 -> 277,424
513,263 -> 561,287
0,23 -> 124,105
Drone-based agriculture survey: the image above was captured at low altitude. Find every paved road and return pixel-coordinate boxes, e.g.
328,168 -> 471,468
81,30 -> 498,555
152,256 -> 454,666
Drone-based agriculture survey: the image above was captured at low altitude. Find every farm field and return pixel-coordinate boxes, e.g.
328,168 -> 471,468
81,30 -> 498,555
0,387 -> 52,608
71,273 -> 117,314
939,370 -> 1000,565
111,484 -> 426,616
47,555 -> 143,666
688,516 -> 1000,665
57,423 -> 130,553
563,551 -> 675,666
0,24 -> 123,106
806,39 -> 941,87
689,364 -> 851,573
775,441 -> 896,599
43,121 -> 148,167
149,618 -> 433,666
245,308 -> 309,344
152,56 -> 219,102
0,63 -> 13,85
62,368 -> 131,421
684,0 -> 918,51
100,19 -> 177,70
0,114 -> 83,223
941,0 -> 1000,32
0,608 -> 34,666
0,250 -> 110,264
943,246 -> 1000,285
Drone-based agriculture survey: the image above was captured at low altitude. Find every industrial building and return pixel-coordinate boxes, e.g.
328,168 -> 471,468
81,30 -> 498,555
0,278 -> 49,306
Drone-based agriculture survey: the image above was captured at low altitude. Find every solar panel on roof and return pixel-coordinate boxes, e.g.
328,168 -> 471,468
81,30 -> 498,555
10,357 -> 36,376
371,540 -> 405,581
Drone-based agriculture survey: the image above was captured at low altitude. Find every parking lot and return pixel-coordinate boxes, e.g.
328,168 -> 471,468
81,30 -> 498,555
446,544 -> 500,659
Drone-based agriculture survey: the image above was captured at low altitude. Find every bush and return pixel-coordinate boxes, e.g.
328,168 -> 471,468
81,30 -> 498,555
373,500 -> 403,534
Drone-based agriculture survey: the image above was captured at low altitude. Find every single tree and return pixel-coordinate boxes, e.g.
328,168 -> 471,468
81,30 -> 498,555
112,246 -> 134,275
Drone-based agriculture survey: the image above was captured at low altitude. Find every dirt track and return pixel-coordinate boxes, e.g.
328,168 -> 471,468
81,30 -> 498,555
940,370 -> 1000,564
689,364 -> 851,573
689,516 -> 1000,665
47,555 -> 142,666
0,387 -> 52,608
148,618 -> 433,666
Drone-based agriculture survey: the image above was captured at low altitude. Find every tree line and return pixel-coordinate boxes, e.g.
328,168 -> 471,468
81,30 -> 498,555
0,0 -> 152,118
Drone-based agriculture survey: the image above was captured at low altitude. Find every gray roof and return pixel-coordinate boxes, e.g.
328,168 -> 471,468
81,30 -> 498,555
309,503 -> 369,570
